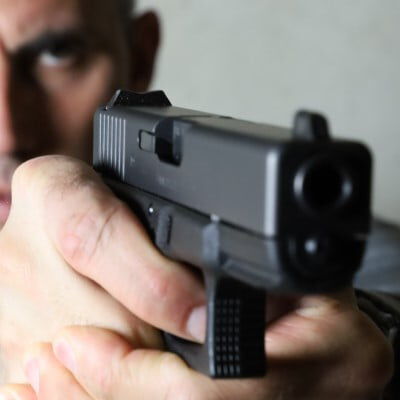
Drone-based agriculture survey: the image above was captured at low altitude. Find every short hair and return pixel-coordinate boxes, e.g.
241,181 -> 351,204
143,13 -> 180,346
118,0 -> 136,18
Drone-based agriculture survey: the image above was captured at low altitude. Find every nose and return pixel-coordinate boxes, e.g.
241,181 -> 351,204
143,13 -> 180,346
0,41 -> 16,155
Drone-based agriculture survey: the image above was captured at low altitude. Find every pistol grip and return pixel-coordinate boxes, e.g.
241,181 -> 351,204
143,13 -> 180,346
101,179 -> 267,378
164,274 -> 266,378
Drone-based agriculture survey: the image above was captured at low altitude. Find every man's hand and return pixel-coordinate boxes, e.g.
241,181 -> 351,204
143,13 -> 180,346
0,155 -> 204,382
0,155 -> 394,399
0,292 -> 394,400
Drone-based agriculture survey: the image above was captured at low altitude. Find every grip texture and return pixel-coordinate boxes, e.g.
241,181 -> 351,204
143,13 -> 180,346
164,276 -> 266,378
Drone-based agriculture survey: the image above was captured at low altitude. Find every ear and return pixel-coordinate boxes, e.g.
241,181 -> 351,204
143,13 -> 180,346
128,11 -> 160,92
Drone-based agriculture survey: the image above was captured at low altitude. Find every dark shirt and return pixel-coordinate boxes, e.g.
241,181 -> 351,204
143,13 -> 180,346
355,219 -> 400,398
356,219 -> 400,296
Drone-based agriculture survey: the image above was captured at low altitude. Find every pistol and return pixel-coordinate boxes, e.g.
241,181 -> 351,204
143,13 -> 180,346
93,90 -> 372,378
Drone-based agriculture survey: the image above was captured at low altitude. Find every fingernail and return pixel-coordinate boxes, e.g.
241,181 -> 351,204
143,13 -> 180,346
53,340 -> 76,373
187,305 -> 206,342
24,358 -> 39,393
296,306 -> 326,318
0,390 -> 19,400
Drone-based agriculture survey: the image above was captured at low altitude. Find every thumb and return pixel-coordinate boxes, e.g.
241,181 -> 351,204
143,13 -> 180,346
52,326 -> 199,400
52,326 -> 265,400
265,288 -> 358,358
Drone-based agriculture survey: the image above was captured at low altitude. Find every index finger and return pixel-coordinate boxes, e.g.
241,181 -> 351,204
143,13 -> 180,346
12,156 -> 206,341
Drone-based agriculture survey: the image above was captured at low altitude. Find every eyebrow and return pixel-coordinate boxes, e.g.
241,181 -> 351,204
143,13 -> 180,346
13,29 -> 89,60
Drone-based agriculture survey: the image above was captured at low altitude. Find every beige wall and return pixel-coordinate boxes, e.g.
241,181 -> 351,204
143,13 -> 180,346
137,0 -> 400,224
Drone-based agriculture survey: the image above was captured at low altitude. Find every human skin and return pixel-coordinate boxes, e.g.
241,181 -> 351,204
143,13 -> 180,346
0,0 -> 394,398
0,0 -> 157,156
0,0 -> 158,222
0,0 -> 161,383
0,309 -> 394,400
0,156 -> 394,400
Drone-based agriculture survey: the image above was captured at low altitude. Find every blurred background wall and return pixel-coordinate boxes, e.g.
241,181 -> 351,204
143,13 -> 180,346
137,0 -> 400,224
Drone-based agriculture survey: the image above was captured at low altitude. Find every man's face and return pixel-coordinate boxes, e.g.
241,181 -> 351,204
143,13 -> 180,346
0,0 -> 157,226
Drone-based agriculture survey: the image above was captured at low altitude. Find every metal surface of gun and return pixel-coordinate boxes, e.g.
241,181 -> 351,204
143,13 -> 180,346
92,90 -> 372,379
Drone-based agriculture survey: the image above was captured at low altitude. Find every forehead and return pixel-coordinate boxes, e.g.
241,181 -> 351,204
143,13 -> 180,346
0,0 -> 115,49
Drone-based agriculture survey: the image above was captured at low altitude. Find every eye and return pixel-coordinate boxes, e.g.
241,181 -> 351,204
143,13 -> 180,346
38,50 -> 76,68
36,36 -> 86,68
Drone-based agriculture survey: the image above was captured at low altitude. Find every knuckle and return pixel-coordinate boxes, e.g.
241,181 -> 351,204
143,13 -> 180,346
344,311 -> 394,395
359,317 -> 394,388
159,351 -> 186,372
61,195 -> 124,272
140,267 -> 191,332
291,309 -> 393,397
145,267 -> 173,304
12,156 -> 97,208
93,334 -> 132,397
158,353 -> 225,400
158,354 -> 204,400
13,156 -> 61,188
123,350 -> 205,400
12,157 -> 50,200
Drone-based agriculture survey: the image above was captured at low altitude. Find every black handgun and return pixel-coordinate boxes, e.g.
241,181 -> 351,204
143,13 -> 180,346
93,90 -> 372,379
